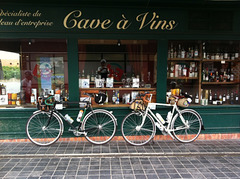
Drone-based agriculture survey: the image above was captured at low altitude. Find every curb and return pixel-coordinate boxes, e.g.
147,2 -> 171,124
1,152 -> 240,158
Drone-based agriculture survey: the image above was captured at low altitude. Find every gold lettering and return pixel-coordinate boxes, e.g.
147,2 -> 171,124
101,19 -> 113,29
136,12 -> 155,30
64,10 -> 112,30
166,20 -> 177,30
89,19 -> 100,29
77,19 -> 89,29
77,19 -> 102,29
116,14 -> 131,30
136,12 -> 177,31
63,10 -> 81,29
0,18 -> 13,25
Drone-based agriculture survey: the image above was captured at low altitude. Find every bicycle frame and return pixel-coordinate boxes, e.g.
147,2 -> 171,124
43,100 -> 117,137
140,101 -> 189,140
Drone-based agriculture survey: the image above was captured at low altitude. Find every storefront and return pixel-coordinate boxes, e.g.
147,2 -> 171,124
0,1 -> 239,140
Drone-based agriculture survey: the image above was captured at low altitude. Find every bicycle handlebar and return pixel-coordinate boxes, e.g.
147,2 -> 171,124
44,96 -> 55,106
142,94 -> 152,103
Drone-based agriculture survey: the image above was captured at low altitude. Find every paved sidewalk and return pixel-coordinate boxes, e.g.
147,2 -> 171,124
0,139 -> 239,158
0,140 -> 240,179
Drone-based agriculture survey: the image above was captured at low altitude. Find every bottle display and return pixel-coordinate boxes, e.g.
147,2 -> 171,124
167,40 -> 239,106
168,43 -> 200,59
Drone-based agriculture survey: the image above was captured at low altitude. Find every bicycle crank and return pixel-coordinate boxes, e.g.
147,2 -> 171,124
68,127 -> 86,136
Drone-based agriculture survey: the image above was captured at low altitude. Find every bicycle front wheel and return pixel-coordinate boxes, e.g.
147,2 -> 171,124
82,109 -> 117,145
171,110 -> 202,143
26,111 -> 63,146
121,112 -> 156,146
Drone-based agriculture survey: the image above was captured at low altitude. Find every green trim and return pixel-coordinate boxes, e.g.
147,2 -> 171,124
156,40 -> 168,103
0,106 -> 239,139
67,38 -> 79,102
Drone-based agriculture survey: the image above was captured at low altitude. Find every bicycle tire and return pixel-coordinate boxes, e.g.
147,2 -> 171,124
171,110 -> 202,143
26,111 -> 63,146
121,112 -> 156,146
82,109 -> 117,145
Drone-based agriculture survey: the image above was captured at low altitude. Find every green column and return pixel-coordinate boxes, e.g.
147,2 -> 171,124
156,40 -> 168,103
67,38 -> 79,102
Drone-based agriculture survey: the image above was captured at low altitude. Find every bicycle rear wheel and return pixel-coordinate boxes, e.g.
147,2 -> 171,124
26,111 -> 63,146
121,112 -> 156,146
171,110 -> 202,143
82,109 -> 117,145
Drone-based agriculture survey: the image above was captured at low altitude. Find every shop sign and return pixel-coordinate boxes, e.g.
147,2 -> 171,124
63,10 -> 177,31
0,7 -> 183,33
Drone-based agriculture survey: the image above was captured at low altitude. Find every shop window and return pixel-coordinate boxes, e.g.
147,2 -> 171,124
78,39 -> 157,106
0,39 -> 68,107
167,40 -> 240,105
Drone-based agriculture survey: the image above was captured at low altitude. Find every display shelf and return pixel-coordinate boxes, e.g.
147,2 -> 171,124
92,103 -> 130,108
80,88 -> 156,91
0,104 -> 36,108
202,59 -> 240,62
168,58 -> 201,61
202,81 -> 239,85
90,82 -> 123,85
168,40 -> 240,106
167,77 -> 198,80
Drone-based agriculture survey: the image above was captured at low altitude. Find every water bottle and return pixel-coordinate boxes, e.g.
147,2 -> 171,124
64,114 -> 74,124
166,111 -> 172,123
156,113 -> 165,124
77,110 -> 84,122
155,122 -> 163,131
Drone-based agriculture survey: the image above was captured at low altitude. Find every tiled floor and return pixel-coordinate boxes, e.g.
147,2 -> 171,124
0,155 -> 240,179
0,140 -> 239,156
0,140 -> 240,178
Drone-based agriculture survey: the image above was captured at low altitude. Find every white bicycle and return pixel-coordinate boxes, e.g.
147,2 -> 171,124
121,94 -> 204,146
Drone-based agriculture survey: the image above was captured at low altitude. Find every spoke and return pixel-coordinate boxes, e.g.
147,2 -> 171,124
101,119 -> 113,127
140,127 -> 154,132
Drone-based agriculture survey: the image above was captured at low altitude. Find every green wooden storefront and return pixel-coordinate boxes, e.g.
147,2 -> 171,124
0,1 -> 240,140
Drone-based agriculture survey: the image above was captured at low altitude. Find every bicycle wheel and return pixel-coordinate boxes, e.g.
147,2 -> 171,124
82,109 -> 117,145
26,111 -> 63,146
121,112 -> 156,146
171,110 -> 202,143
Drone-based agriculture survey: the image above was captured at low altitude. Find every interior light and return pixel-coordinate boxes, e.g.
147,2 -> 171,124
117,39 -> 121,46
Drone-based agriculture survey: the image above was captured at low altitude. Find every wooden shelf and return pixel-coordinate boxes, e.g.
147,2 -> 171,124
202,59 -> 240,62
168,58 -> 201,61
202,81 -> 239,85
92,103 -> 129,108
167,77 -> 198,80
80,88 -> 156,91
90,82 -> 123,85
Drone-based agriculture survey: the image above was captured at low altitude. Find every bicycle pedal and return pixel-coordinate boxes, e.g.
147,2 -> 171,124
73,130 -> 82,137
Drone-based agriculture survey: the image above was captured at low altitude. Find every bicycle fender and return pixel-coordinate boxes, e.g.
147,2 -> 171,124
33,110 -> 42,114
82,109 -> 118,125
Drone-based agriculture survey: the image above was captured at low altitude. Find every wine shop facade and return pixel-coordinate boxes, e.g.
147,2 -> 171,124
0,0 -> 239,140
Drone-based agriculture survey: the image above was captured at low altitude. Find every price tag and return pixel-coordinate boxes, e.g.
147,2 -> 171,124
221,61 -> 225,64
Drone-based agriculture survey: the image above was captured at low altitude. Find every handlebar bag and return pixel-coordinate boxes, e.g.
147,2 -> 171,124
130,99 -> 146,111
177,98 -> 190,107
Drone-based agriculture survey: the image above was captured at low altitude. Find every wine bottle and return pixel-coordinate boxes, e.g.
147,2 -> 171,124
209,90 -> 213,104
194,45 -> 199,57
195,93 -> 199,104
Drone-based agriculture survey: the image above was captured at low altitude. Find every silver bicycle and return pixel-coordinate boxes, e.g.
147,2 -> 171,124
121,94 -> 204,146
